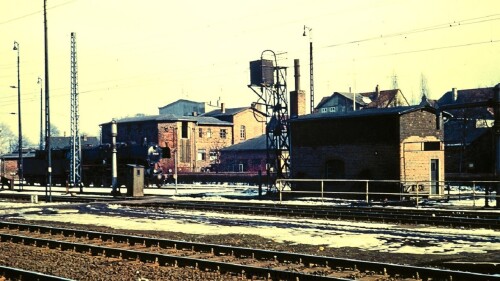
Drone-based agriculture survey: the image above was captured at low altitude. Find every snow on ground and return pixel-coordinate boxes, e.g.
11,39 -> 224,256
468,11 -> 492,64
1,185 -> 498,256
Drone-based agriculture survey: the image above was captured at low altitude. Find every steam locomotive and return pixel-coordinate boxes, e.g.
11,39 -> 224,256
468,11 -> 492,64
22,143 -> 170,188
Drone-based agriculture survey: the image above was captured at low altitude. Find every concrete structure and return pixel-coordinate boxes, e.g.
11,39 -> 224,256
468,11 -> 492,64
289,105 -> 445,196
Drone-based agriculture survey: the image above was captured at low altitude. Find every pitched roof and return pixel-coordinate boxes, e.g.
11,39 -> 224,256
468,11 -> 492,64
220,134 -> 266,152
437,86 -> 495,119
438,87 -> 494,105
360,89 -> 409,108
158,99 -> 204,110
315,92 -> 369,109
290,105 -> 436,122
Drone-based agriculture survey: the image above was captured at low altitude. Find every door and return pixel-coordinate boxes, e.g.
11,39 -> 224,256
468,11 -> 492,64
430,159 -> 439,194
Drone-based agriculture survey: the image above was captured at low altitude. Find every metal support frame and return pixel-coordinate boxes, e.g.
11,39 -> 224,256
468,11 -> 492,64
69,32 -> 82,190
248,50 -> 291,192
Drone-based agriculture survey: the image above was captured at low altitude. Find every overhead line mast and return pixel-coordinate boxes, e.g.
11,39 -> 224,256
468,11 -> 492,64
69,32 -> 82,190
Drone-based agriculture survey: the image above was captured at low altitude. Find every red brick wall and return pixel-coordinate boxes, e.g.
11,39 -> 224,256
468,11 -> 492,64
156,122 -> 233,173
1,159 -> 18,179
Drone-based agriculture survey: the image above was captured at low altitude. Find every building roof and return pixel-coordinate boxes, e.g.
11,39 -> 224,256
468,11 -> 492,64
437,86 -> 496,119
202,107 -> 249,117
103,114 -> 232,126
50,136 -> 100,149
360,89 -> 409,108
315,92 -> 369,109
158,99 -> 204,110
438,87 -> 495,105
220,134 -> 266,152
290,105 -> 437,122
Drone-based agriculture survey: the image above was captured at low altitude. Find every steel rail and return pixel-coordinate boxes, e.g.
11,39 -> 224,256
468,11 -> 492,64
0,221 -> 497,281
0,265 -> 75,281
136,201 -> 500,229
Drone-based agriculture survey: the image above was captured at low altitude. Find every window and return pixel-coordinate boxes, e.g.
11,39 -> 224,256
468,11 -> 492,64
198,128 -> 203,138
207,128 -> 212,138
329,107 -> 336,112
424,142 -> 441,151
220,128 -> 227,139
181,122 -> 188,138
321,108 -> 327,113
197,149 -> 206,161
240,125 -> 246,140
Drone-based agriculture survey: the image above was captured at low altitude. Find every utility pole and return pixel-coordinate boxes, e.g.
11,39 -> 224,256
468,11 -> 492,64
44,0 -> 52,202
69,32 -> 82,191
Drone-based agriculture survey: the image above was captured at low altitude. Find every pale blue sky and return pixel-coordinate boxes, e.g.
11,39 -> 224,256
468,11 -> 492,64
0,0 -> 499,144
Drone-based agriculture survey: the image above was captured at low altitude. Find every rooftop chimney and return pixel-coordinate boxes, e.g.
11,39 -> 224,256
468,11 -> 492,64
290,59 -> 306,118
375,84 -> 380,99
452,88 -> 458,102
221,102 -> 225,114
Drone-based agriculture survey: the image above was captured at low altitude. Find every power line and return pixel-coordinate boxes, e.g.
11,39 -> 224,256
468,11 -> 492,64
370,39 -> 500,58
0,0 -> 76,26
325,14 -> 500,48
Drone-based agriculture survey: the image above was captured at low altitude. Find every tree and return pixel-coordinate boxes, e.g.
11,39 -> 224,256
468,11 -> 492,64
50,123 -> 61,137
0,123 -> 16,154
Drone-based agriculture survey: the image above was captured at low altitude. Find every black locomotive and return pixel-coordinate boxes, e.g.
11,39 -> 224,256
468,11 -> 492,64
23,143 -> 170,188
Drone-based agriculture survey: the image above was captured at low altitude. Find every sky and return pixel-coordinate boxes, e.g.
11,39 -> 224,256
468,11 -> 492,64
0,0 -> 499,145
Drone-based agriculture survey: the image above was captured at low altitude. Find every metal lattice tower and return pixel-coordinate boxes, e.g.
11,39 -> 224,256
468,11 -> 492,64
69,32 -> 81,187
248,50 -> 290,191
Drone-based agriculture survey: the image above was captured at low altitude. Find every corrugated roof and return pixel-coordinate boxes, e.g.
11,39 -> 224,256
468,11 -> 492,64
290,105 -> 436,122
221,134 -> 266,152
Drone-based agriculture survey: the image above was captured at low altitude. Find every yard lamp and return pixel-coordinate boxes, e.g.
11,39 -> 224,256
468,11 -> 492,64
303,25 -> 314,114
13,41 -> 23,190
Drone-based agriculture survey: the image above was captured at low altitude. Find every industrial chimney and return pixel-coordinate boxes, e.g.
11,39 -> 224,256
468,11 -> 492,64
289,59 -> 306,118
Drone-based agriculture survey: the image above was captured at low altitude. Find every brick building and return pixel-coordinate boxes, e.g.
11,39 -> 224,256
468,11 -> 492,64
217,134 -> 266,172
101,114 -> 234,173
289,105 -> 445,195
201,103 -> 266,145
437,86 -> 496,178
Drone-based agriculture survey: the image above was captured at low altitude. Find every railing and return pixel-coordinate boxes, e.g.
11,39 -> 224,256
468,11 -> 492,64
276,178 -> 499,207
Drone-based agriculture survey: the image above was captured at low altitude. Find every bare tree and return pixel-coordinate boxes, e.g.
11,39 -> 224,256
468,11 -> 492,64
0,123 -> 16,154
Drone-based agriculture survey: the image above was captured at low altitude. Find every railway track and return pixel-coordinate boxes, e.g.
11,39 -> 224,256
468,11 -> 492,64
0,221 -> 497,281
130,200 -> 500,230
0,265 -> 74,281
1,191 -> 498,229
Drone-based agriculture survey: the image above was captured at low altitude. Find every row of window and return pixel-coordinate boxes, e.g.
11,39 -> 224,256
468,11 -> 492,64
194,125 -> 246,140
